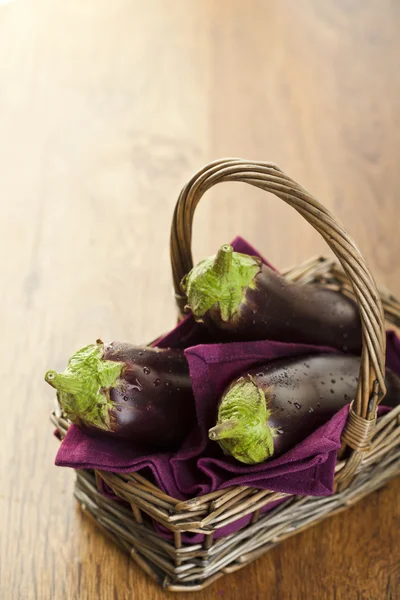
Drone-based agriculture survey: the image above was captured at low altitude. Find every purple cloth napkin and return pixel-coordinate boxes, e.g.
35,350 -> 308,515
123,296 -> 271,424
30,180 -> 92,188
55,237 -> 400,543
386,330 -> 400,374
55,337 -> 346,497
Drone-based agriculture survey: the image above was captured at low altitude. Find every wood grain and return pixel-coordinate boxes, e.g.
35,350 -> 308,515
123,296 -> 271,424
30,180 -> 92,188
1,0 -> 399,598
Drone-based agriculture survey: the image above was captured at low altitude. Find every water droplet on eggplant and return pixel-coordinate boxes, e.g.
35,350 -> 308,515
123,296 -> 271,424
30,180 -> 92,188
294,402 -> 301,409
130,377 -> 143,392
143,367 -> 150,375
153,379 -> 161,386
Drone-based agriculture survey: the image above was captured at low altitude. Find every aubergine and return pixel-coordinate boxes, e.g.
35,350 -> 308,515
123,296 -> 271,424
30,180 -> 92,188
182,244 -> 362,353
208,353 -> 400,464
45,340 -> 195,450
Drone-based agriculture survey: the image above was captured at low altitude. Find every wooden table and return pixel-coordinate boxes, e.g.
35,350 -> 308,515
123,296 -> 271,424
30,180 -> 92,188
1,1 -> 399,598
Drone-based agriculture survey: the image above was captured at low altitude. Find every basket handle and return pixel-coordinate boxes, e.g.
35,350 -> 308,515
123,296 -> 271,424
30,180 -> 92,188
170,158 -> 387,482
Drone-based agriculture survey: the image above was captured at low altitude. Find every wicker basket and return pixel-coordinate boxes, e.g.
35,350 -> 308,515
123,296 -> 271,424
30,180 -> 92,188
52,159 -> 400,592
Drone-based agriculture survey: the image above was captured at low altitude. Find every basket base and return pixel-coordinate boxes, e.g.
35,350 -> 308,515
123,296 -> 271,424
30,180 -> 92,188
73,436 -> 400,592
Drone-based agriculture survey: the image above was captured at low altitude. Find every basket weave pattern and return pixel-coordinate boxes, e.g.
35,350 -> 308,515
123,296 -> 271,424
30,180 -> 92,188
52,160 -> 400,591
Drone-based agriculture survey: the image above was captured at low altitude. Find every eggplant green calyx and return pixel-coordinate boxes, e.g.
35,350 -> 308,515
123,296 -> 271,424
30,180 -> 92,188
208,376 -> 276,464
44,341 -> 124,430
181,244 -> 261,322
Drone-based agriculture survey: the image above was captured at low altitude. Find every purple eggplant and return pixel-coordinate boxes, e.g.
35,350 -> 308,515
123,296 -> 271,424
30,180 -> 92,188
208,353 -> 400,464
182,244 -> 362,353
45,340 -> 195,450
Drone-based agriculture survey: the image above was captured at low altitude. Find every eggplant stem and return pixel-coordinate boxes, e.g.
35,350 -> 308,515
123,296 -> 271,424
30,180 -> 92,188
209,375 -> 275,464
213,244 -> 233,277
44,342 -> 124,431
208,419 -> 240,440
181,244 -> 261,321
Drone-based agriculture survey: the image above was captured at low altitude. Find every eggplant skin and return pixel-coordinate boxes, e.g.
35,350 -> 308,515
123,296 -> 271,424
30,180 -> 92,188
252,354 -> 400,457
205,264 -> 362,353
210,353 -> 400,463
101,343 -> 195,449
